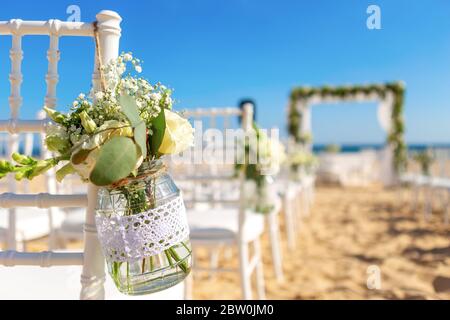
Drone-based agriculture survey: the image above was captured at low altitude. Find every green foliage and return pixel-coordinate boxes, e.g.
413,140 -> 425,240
43,106 -> 67,124
150,108 -> 166,157
89,136 -> 139,186
119,95 -> 148,158
0,154 -> 61,181
324,144 -> 341,153
56,163 -> 76,182
0,160 -> 15,178
413,150 -> 434,176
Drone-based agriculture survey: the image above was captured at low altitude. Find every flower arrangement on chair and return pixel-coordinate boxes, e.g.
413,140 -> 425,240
235,124 -> 286,214
287,149 -> 319,181
0,52 -> 194,295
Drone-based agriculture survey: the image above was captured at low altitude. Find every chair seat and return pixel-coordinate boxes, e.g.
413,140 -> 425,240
0,208 -> 65,242
188,208 -> 265,244
57,208 -> 85,239
429,177 -> 450,189
0,264 -> 185,300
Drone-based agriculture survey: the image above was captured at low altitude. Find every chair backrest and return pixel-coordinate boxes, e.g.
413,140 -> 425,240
169,102 -> 255,239
0,10 -> 122,300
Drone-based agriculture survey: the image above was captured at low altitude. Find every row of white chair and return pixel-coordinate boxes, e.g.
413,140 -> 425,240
399,173 -> 449,224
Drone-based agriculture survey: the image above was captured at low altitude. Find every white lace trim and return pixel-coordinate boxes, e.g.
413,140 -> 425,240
96,195 -> 189,263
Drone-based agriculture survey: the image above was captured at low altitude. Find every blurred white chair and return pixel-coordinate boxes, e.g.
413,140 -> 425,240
0,131 -> 65,250
52,176 -> 87,247
275,178 -> 300,250
186,176 -> 266,300
175,103 -> 267,299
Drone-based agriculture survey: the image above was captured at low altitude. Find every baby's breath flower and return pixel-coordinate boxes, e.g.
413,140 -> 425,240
95,91 -> 105,100
123,52 -> 132,61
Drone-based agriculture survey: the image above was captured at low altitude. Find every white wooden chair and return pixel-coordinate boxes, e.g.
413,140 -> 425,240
274,177 -> 301,249
0,10 -> 185,299
176,103 -> 268,299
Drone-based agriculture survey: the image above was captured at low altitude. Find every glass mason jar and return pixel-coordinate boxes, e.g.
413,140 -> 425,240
255,175 -> 276,214
244,175 -> 276,214
96,160 -> 192,295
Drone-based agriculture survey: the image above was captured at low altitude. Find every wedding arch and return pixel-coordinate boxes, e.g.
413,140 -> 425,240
287,82 -> 406,185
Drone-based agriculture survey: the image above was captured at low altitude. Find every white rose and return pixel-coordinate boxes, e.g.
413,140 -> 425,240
78,93 -> 85,99
158,109 -> 194,155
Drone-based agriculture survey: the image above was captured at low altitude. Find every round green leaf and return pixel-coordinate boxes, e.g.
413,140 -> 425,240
89,136 -> 138,186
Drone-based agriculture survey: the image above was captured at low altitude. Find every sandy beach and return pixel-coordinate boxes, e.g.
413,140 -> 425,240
21,184 -> 450,300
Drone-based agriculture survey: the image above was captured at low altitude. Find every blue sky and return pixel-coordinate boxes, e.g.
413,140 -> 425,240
1,0 -> 450,144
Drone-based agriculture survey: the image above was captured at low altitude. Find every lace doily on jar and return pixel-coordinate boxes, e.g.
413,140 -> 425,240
95,195 -> 189,263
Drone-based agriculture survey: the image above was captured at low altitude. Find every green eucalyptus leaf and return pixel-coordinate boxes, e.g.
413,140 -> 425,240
119,95 -> 141,127
89,136 -> 138,186
71,149 -> 92,165
119,94 -> 148,157
150,108 -> 166,157
134,121 -> 147,158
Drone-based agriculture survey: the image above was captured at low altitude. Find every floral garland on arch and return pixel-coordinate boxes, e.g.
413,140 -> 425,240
412,149 -> 434,176
0,52 -> 195,295
287,82 -> 407,173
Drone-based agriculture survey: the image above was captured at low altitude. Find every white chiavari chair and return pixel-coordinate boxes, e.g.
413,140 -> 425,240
0,10 -> 185,299
175,103 -> 268,299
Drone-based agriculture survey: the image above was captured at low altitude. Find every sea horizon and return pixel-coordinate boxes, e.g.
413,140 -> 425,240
1,139 -> 449,157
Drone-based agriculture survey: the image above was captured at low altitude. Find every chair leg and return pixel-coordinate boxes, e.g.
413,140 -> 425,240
302,188 -> 310,218
208,248 -> 220,280
238,241 -> 252,300
267,213 -> 283,282
411,184 -> 419,213
296,186 -> 303,219
253,238 -> 266,300
224,247 -> 234,259
424,187 -> 432,221
48,231 -> 57,250
445,201 -> 449,225
283,194 -> 296,250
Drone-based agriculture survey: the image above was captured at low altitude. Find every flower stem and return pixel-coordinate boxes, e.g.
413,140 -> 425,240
164,249 -> 174,268
168,246 -> 189,273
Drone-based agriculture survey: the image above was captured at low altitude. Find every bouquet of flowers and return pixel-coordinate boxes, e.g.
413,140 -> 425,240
0,52 -> 193,185
288,149 -> 319,180
236,124 -> 285,214
0,52 -> 195,295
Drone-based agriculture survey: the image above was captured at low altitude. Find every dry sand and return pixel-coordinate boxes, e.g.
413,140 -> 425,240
22,185 -> 450,299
